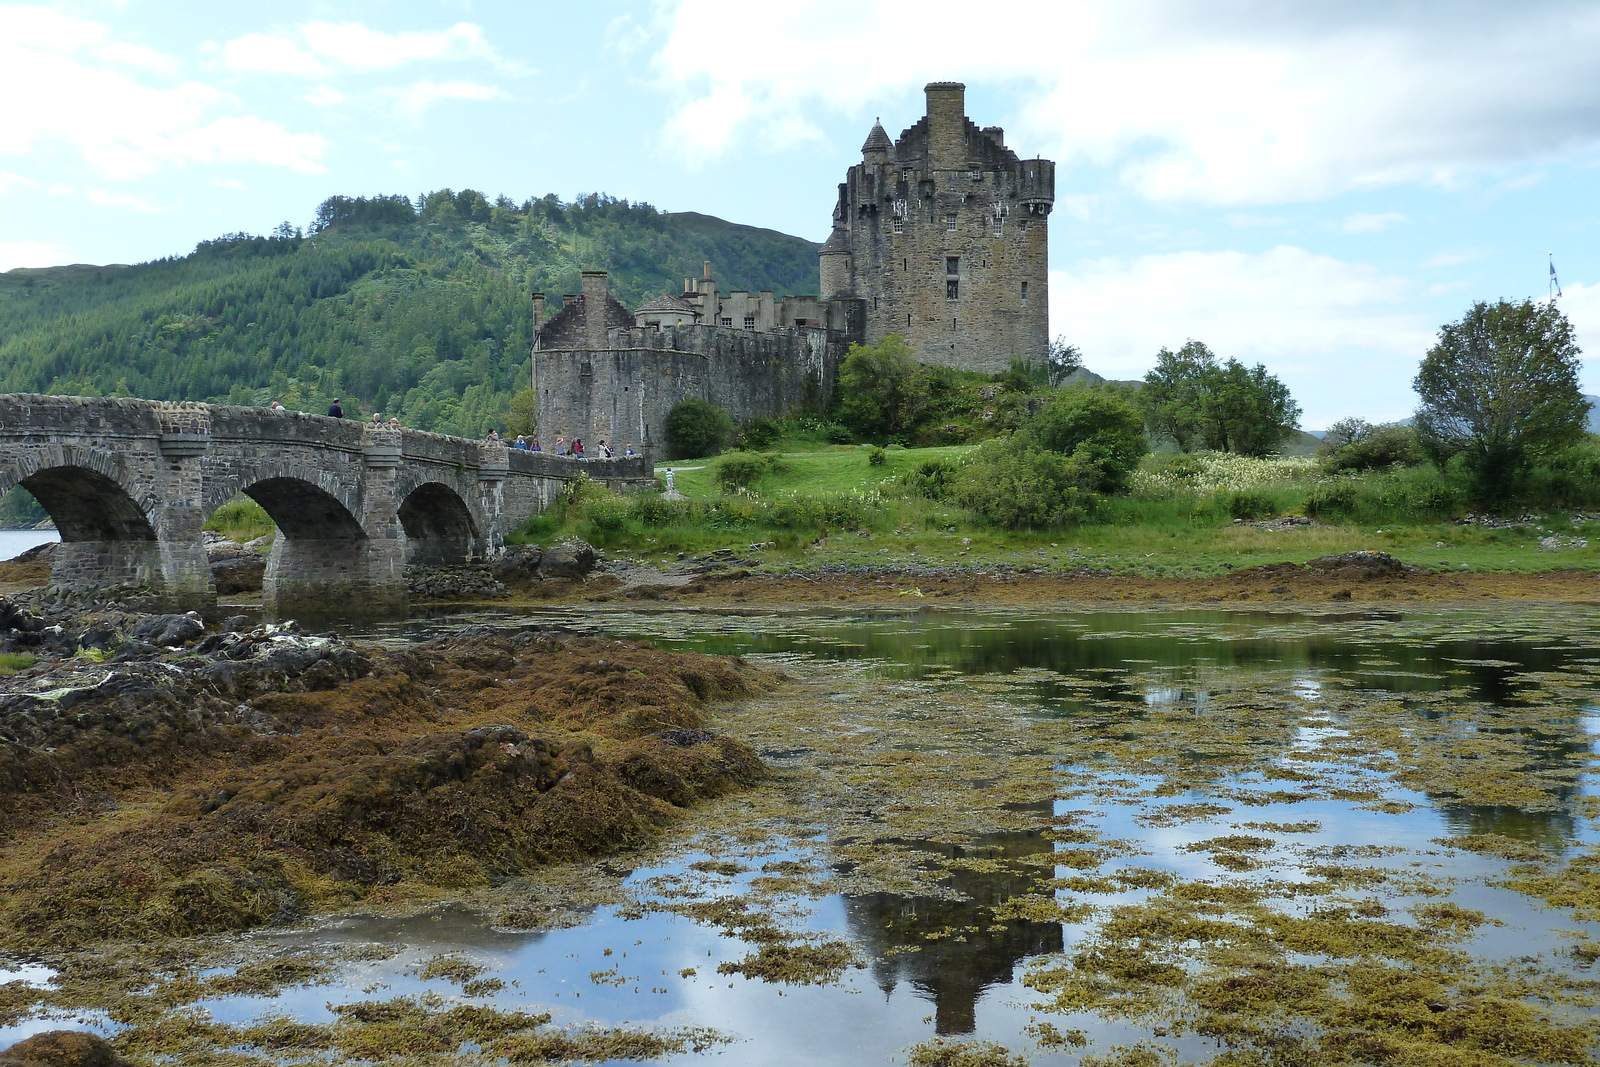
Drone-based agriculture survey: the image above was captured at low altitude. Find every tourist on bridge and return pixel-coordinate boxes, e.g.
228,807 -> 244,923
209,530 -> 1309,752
572,438 -> 584,458
513,435 -> 529,449
599,440 -> 614,458
269,401 -> 286,412
530,439 -> 542,452
625,443 -> 637,456
327,398 -> 343,418
554,436 -> 566,455
486,429 -> 500,442
370,412 -> 383,427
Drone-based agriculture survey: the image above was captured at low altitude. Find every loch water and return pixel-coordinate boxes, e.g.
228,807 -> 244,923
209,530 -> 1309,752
7,603 -> 1600,1064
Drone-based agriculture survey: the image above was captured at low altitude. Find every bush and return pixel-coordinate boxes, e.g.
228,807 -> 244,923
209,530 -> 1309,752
1322,424 -> 1424,472
867,446 -> 887,466
665,398 -> 734,459
896,458 -> 960,501
738,417 -> 781,451
953,438 -> 1100,529
585,497 -> 629,532
1226,490 -> 1275,520
1304,479 -> 1358,518
715,451 -> 770,492
1028,388 -> 1148,491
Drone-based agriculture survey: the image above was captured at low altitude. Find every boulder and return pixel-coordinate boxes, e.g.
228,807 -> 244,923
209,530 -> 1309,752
0,595 -> 46,633
129,612 -> 205,647
210,555 -> 266,594
0,1030 -> 131,1067
493,544 -> 544,583
12,541 -> 58,565
538,541 -> 596,580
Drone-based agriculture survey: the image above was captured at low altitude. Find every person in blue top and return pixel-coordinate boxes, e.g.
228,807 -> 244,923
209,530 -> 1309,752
327,398 -> 343,418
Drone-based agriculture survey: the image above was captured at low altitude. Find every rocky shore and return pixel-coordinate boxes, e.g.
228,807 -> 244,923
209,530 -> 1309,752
0,592 -> 777,954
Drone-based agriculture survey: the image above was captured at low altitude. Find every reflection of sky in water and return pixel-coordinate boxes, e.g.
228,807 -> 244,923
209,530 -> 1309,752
8,606 -> 1600,1061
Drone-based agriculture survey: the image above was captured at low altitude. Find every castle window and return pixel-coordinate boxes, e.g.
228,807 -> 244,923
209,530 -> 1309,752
892,218 -> 904,234
970,167 -> 982,180
947,279 -> 959,299
1021,281 -> 1028,305
893,198 -> 906,217
1019,219 -> 1029,232
946,256 -> 959,275
992,216 -> 1003,237
945,214 -> 957,231
720,317 -> 732,327
743,317 -> 755,330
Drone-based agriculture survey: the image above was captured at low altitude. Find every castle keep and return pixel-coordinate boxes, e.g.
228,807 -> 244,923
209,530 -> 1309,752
532,82 -> 1052,451
823,82 -> 1054,373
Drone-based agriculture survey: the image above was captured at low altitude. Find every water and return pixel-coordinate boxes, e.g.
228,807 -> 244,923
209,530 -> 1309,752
8,604 -> 1600,1063
0,528 -> 57,560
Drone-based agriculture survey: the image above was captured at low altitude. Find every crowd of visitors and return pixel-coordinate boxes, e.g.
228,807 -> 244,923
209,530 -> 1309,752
270,398 -> 636,459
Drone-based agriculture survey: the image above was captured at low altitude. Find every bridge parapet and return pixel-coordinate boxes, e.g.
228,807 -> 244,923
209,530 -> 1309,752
0,394 -> 654,617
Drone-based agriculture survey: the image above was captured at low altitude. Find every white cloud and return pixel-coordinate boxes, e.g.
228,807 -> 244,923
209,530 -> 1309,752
1557,282 -> 1600,375
220,33 -> 327,77
390,79 -> 507,119
1340,212 -> 1407,233
0,240 -> 75,272
647,0 -> 1600,205
0,11 -> 326,179
212,177 -> 247,190
1051,245 -> 1437,424
96,41 -> 179,75
0,170 -> 36,194
1422,250 -> 1481,268
85,187 -> 164,212
300,21 -> 498,72
301,85 -> 346,107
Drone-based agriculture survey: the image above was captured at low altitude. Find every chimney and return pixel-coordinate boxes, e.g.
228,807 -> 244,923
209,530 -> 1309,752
530,292 -> 545,329
581,271 -> 609,349
925,81 -> 967,169
702,261 -> 712,280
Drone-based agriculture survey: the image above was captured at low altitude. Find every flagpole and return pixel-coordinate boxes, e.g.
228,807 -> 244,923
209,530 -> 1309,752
1549,253 -> 1562,302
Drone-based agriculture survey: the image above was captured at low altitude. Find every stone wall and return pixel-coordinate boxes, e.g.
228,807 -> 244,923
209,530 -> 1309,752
822,82 -> 1054,374
0,394 -> 647,616
534,325 -> 839,455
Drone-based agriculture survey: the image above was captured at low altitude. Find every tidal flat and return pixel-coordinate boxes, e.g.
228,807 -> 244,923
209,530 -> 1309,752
5,603 -> 1600,1066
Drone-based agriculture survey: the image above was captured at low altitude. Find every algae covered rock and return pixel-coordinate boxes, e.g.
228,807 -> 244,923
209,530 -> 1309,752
1305,551 -> 1417,579
0,1030 -> 131,1067
538,541 -> 596,579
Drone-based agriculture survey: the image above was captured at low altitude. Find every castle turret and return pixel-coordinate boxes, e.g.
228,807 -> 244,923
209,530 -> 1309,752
820,78 -> 1054,373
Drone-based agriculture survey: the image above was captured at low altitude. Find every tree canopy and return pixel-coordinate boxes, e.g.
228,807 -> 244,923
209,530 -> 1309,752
1138,341 -> 1300,456
1413,298 -> 1589,503
0,190 -> 819,439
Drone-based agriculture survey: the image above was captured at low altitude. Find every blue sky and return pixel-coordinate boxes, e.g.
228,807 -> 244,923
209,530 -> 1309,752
3,0 -> 1599,429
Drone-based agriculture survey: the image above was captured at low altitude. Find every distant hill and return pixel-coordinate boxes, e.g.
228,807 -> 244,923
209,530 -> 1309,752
1392,395 -> 1598,434
0,190 -> 820,437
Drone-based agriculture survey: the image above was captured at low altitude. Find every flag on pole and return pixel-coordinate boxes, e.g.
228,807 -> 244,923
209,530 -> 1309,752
1550,255 -> 1563,299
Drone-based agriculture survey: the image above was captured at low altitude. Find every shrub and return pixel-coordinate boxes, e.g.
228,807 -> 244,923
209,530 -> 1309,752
1226,490 -> 1275,520
1322,424 -> 1424,472
715,451 -> 773,492
898,458 -> 960,500
867,446 -> 887,466
585,497 -> 629,532
1304,479 -> 1358,518
953,439 -> 1100,529
665,398 -> 734,459
738,417 -> 781,451
1028,388 -> 1148,491
913,422 -> 975,447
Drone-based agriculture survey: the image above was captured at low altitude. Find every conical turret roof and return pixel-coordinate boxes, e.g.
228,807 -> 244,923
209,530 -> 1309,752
861,123 -> 892,154
635,292 -> 695,314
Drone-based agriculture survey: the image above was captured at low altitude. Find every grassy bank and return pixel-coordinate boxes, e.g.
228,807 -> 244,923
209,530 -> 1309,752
515,445 -> 1599,578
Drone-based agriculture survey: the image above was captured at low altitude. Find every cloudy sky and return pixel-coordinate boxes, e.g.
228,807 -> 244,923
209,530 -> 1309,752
3,0 -> 1598,427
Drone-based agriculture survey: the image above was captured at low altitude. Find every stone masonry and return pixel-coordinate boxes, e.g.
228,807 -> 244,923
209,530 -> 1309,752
822,82 -> 1054,373
0,394 -> 651,616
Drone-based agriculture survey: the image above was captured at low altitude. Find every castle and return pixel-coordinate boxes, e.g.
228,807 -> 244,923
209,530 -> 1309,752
532,82 -> 1054,453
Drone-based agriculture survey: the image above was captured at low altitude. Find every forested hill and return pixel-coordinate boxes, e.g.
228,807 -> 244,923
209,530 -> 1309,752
0,191 -> 821,437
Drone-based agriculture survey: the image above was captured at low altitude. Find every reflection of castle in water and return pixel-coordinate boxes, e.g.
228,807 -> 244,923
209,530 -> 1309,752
840,807 -> 1063,1035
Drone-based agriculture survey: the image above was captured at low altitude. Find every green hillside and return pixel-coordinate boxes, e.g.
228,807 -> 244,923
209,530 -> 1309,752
0,190 -> 820,436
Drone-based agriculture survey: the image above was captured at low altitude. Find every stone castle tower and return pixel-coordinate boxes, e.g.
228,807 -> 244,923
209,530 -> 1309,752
820,82 -> 1054,373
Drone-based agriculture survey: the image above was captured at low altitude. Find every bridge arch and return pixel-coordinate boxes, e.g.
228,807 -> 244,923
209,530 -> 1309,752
397,481 -> 482,564
0,449 -> 179,598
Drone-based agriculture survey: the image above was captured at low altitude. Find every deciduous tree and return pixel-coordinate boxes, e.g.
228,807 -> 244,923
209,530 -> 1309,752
1413,299 -> 1589,504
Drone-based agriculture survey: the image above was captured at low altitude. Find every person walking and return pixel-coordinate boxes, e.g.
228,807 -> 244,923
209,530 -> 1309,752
327,398 -> 343,418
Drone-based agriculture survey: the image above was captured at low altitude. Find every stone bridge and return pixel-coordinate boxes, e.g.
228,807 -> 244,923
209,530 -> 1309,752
0,395 -> 652,616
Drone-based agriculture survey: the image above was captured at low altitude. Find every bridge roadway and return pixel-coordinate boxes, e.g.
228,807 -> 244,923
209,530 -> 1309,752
0,394 -> 652,615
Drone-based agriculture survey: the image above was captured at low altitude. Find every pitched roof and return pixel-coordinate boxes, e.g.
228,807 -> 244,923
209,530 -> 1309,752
819,229 -> 850,254
861,123 -> 893,153
635,292 -> 696,315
